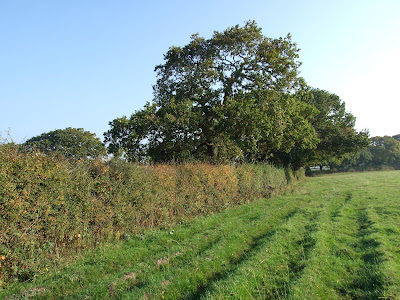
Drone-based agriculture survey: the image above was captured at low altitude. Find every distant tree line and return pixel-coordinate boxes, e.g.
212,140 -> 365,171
17,21 -> 370,170
332,135 -> 400,171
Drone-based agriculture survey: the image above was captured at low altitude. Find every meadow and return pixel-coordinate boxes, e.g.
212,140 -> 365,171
1,170 -> 399,299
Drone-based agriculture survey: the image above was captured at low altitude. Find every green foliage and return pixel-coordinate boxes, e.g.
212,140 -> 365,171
0,144 -> 293,285
370,136 -> 400,167
310,89 -> 369,164
274,88 -> 370,169
333,135 -> 400,171
23,127 -> 106,160
105,21 -> 318,163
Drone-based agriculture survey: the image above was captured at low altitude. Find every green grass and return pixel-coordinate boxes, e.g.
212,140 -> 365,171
1,171 -> 400,299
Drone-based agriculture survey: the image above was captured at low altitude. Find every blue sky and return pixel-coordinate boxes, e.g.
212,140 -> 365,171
1,0 -> 399,142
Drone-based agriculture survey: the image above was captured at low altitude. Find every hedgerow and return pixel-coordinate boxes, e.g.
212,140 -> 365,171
0,143 -> 299,285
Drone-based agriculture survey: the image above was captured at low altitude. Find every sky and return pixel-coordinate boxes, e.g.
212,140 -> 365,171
1,0 -> 399,143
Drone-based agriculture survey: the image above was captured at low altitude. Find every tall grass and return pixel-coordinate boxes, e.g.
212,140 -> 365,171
0,143 -> 296,285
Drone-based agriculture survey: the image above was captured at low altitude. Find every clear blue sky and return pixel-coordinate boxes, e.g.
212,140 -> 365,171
1,0 -> 399,143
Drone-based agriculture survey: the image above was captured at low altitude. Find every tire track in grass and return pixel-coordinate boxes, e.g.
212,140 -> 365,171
182,183 -> 351,299
290,188 -> 386,299
368,201 -> 400,298
179,208 -> 302,300
185,207 -> 270,259
262,209 -> 320,299
183,227 -> 280,300
195,202 -> 322,299
300,211 -> 320,264
345,207 -> 385,299
195,186 -> 352,299
290,189 -> 358,299
356,171 -> 400,298
171,202 -> 297,272
330,192 -> 352,222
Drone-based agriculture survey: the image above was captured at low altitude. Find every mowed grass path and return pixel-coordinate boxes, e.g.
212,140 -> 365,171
2,171 -> 400,299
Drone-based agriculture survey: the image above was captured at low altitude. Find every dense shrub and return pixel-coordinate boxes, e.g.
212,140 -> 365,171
0,143 -> 298,285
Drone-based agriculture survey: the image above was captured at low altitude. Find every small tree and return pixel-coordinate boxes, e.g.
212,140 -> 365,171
23,127 -> 106,159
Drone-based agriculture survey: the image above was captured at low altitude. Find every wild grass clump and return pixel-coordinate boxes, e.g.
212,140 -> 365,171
0,143 -> 296,285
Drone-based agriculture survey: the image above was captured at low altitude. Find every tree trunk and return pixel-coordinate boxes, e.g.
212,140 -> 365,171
207,144 -> 216,161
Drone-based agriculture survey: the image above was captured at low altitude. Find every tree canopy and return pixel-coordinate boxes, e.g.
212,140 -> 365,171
332,135 -> 400,171
369,136 -> 400,167
104,21 -> 368,168
105,21 -> 319,164
272,88 -> 369,169
23,127 -> 106,159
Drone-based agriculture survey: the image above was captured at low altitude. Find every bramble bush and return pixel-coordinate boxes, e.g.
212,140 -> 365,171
0,143 -> 301,285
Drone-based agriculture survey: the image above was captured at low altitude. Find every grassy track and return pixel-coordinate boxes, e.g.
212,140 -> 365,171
1,171 -> 400,299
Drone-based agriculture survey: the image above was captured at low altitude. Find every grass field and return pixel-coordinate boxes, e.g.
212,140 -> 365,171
1,171 -> 399,299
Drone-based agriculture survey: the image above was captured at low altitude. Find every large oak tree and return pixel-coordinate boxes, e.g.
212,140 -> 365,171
105,21 -> 318,163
